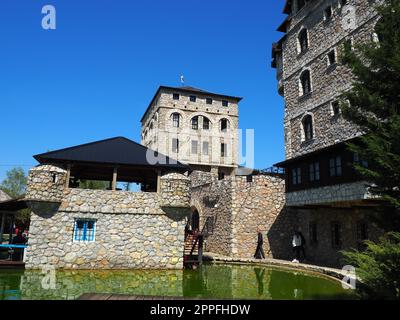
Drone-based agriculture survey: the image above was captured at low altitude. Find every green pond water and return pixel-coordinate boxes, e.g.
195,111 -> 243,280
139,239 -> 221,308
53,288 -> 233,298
0,264 -> 356,300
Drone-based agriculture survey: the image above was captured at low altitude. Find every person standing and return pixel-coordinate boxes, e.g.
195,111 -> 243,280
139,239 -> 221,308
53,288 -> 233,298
254,229 -> 265,259
292,231 -> 302,263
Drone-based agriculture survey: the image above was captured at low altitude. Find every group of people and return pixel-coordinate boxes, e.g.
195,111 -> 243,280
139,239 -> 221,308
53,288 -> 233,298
254,228 -> 307,263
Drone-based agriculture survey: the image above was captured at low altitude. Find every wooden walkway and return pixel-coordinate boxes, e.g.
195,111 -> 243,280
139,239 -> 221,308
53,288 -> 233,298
0,260 -> 25,269
78,293 -> 201,300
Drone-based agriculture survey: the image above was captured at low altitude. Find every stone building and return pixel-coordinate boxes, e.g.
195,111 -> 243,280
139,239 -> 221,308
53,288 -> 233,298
18,137 -> 192,269
141,86 -> 242,178
272,0 -> 385,267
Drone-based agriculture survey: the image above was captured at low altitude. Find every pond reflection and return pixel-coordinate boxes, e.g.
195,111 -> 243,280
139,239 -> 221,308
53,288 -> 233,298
0,264 -> 355,300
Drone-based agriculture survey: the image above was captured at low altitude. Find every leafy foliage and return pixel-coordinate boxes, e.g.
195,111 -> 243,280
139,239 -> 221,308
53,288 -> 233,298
342,232 -> 400,299
339,0 -> 400,299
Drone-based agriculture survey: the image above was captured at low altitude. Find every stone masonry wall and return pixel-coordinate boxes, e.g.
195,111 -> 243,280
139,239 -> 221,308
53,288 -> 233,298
286,181 -> 373,206
25,165 -> 191,270
276,0 -> 381,159
230,175 -> 291,259
190,171 -> 294,260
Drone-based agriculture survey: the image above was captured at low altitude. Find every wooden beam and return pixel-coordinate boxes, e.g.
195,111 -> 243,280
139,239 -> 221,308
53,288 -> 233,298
112,167 -> 118,191
157,170 -> 161,193
65,164 -> 71,188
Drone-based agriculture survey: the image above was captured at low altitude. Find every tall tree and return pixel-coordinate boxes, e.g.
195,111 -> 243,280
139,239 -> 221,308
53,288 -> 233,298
0,167 -> 30,226
339,0 -> 400,299
0,167 -> 27,198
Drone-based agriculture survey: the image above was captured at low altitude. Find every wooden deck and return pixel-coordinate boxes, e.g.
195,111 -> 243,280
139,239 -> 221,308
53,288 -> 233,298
0,260 -> 25,269
78,293 -> 202,300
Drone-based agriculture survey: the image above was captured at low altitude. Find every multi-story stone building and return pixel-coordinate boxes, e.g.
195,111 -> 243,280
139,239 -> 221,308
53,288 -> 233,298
141,86 -> 241,178
272,0 -> 384,266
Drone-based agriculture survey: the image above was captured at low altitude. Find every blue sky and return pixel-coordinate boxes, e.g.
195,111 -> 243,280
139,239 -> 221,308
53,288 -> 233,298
0,0 -> 287,181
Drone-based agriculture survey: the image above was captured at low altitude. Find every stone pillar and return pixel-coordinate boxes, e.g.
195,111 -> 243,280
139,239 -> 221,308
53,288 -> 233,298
157,170 -> 161,193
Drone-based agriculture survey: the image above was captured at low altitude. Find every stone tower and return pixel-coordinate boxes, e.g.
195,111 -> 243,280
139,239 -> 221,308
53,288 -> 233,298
272,0 -> 384,267
140,86 -> 242,178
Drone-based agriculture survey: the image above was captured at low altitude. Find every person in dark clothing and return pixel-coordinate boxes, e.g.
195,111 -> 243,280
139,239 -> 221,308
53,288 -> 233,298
254,229 -> 265,259
11,231 -> 27,261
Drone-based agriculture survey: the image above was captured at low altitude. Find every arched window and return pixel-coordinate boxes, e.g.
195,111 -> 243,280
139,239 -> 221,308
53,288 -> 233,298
302,115 -> 313,141
300,70 -> 311,96
191,116 -> 199,130
298,29 -> 308,53
171,113 -> 180,128
203,117 -> 210,130
220,118 -> 229,132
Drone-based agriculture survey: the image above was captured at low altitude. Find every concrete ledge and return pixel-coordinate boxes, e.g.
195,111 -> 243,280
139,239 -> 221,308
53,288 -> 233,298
203,252 -> 349,283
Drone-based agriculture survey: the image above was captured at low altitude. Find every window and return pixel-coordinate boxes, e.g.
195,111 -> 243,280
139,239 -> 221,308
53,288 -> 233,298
300,70 -> 311,96
329,156 -> 342,177
246,175 -> 253,183
357,221 -> 369,250
344,38 -> 353,51
221,143 -> 227,157
173,93 -> 180,100
220,119 -> 229,132
309,222 -> 318,244
309,162 -> 320,182
327,49 -> 336,65
172,138 -> 179,153
218,172 -> 225,180
203,117 -> 210,130
52,174 -> 59,183
222,100 -> 228,107
303,115 -> 313,141
172,113 -> 180,128
331,101 -> 340,116
324,6 -> 332,20
191,140 -> 198,154
206,98 -> 213,105
191,116 -> 199,130
190,95 -> 196,102
353,153 -> 369,168
74,219 -> 96,242
292,167 -> 302,185
202,141 -> 209,156
298,29 -> 309,53
331,222 -> 342,249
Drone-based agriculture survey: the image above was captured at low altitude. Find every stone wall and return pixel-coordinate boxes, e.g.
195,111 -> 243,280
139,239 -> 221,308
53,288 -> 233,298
286,181 -> 373,206
25,165 -> 191,270
26,165 -> 67,202
295,206 -> 382,267
190,171 -> 294,260
274,0 -> 381,159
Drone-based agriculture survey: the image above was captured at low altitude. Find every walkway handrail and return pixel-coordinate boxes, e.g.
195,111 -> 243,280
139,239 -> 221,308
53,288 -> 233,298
0,244 -> 28,249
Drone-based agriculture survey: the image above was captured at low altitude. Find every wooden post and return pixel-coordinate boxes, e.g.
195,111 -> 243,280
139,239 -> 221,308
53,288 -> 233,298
157,170 -> 161,193
0,212 -> 5,244
112,167 -> 118,191
8,214 -> 15,244
198,235 -> 204,266
65,164 -> 71,188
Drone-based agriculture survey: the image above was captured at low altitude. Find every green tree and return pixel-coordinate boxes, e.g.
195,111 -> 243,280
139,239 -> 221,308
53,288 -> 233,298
339,0 -> 400,299
0,167 -> 27,197
0,167 -> 30,226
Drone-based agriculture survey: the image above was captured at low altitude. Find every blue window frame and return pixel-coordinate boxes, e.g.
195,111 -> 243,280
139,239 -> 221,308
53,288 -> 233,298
74,219 -> 96,242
